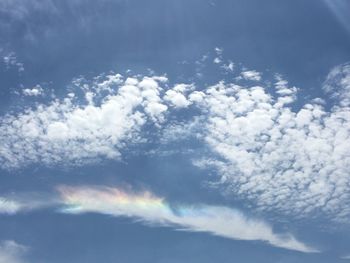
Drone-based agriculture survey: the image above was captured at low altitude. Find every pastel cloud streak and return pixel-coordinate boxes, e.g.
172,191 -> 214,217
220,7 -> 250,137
58,186 -> 318,253
0,186 -> 317,253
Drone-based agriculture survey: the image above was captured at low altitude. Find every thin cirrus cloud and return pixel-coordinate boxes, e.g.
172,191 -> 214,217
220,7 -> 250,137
323,0 -> 350,34
0,186 -> 317,253
0,198 -> 23,215
59,186 -> 319,253
0,240 -> 28,263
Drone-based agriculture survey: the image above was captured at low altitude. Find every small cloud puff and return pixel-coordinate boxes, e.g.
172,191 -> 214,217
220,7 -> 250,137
240,70 -> 262,81
22,85 -> 43,96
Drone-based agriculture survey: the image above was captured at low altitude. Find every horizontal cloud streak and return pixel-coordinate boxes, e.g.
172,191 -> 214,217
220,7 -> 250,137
58,186 -> 318,253
0,185 -> 317,253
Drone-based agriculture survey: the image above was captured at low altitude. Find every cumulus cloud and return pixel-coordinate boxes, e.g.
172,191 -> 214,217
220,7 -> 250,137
1,55 -> 350,225
164,84 -> 193,108
22,85 -> 43,96
58,185 -> 317,253
189,71 -> 350,222
0,240 -> 28,263
0,74 -> 170,169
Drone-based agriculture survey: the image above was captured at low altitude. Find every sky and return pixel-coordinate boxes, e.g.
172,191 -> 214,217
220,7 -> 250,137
0,0 -> 350,262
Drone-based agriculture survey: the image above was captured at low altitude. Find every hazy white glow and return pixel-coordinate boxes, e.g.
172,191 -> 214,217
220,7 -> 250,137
324,0 -> 350,33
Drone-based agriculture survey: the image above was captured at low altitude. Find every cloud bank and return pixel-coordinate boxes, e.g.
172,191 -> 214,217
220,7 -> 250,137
0,52 -> 349,224
192,64 -> 350,222
0,74 -> 170,168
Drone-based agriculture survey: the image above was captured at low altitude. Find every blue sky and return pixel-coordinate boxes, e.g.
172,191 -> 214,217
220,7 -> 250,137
0,0 -> 350,262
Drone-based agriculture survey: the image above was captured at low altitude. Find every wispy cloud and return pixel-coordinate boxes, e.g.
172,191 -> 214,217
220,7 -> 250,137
323,0 -> 350,34
2,52 -> 24,72
0,240 -> 28,263
341,255 -> 350,260
0,186 -> 317,253
58,185 -> 318,253
0,198 -> 23,214
240,70 -> 262,81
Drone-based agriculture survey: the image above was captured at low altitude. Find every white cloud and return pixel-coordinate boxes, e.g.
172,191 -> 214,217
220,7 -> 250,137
22,85 -> 43,96
241,70 -> 262,81
0,240 -> 27,263
2,52 -> 24,72
213,57 -> 222,64
0,198 -> 22,214
58,185 -> 317,253
0,193 -> 57,215
213,47 -> 223,64
1,57 -> 350,226
189,72 -> 350,222
323,62 -> 350,107
221,61 -> 235,72
0,186 -> 317,252
0,74 -> 170,169
164,84 -> 193,108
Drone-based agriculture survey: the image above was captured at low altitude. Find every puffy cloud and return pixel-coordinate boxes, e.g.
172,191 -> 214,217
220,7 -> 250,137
0,240 -> 28,263
190,72 -> 350,222
22,85 -> 43,96
0,74 -> 170,169
241,70 -> 262,81
164,84 -> 193,108
1,57 -> 350,225
58,185 -> 317,253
